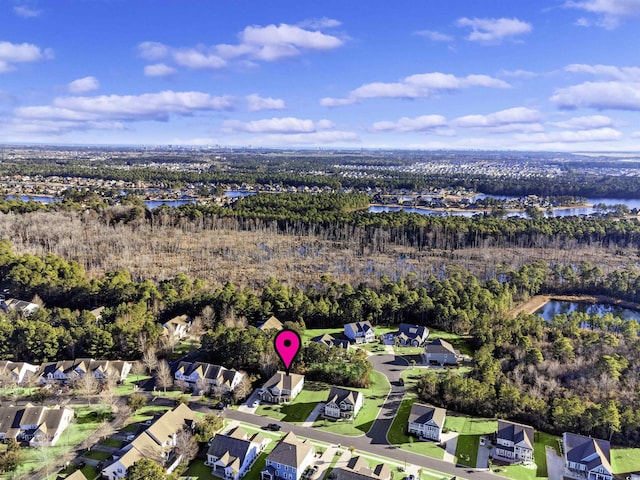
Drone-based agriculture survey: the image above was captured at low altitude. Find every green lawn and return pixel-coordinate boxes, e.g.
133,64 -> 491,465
82,449 -> 111,461
127,405 -> 171,424
0,405 -> 108,480
444,414 -> 496,468
301,327 -> 344,344
387,397 -> 445,459
611,447 -> 640,474
180,459 -> 215,479
498,431 -> 561,480
256,382 -> 330,423
313,371 -> 390,436
115,375 -> 150,396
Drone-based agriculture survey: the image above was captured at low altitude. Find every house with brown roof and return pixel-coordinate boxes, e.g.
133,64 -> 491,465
324,386 -> 363,420
206,427 -> 267,479
259,371 -> 304,404
311,333 -> 350,349
37,358 -> 132,384
101,403 -> 196,480
330,456 -> 391,480
1,298 -> 40,317
174,361 -> 244,393
257,316 -> 284,332
162,314 -> 192,340
261,432 -> 314,480
423,339 -> 460,365
495,420 -> 534,463
59,470 -> 90,480
0,404 -> 73,447
563,432 -> 613,480
0,360 -> 38,385
407,403 -> 446,442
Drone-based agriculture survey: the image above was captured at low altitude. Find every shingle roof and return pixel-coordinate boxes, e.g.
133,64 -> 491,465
263,371 -> 304,392
258,316 -> 283,331
266,431 -> 313,468
398,323 -> 429,341
207,433 -> 256,469
326,386 -> 361,407
408,403 -> 446,428
564,432 -> 612,474
497,420 -> 534,449
424,338 -> 457,355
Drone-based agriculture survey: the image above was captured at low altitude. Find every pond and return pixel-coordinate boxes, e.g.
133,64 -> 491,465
534,300 -> 640,322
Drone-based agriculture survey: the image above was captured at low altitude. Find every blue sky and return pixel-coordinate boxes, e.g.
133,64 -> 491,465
1,0 -> 640,150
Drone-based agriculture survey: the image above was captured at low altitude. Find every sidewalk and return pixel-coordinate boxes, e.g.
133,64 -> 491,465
302,403 -> 324,427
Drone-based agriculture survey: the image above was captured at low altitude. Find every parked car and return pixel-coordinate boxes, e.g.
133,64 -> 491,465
266,423 -> 281,431
214,402 -> 226,410
252,400 -> 260,408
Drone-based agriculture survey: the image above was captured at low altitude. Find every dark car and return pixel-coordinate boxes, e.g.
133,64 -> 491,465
214,402 -> 226,410
266,423 -> 281,431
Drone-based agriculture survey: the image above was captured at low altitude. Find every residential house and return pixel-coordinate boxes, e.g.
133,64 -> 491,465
261,432 -> 314,480
331,456 -> 391,480
0,360 -> 38,384
38,358 -> 132,384
88,306 -> 105,321
494,420 -> 534,463
563,432 -> 613,480
257,316 -> 284,332
423,339 -> 459,365
395,323 -> 429,347
0,404 -> 74,446
407,403 -> 446,442
1,298 -> 40,317
344,321 -> 375,344
60,470 -> 90,480
162,314 -> 192,340
174,361 -> 243,393
311,333 -> 350,349
323,387 -> 363,420
101,403 -> 196,480
259,371 -> 304,404
206,427 -> 267,479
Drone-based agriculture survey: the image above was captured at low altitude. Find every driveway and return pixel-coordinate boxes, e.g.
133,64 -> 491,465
546,446 -> 565,480
476,437 -> 491,469
441,431 -> 458,463
303,402 -> 325,427
237,388 -> 261,413
366,354 -> 407,444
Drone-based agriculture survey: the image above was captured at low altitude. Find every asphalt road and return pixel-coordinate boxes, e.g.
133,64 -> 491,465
224,408 -> 498,480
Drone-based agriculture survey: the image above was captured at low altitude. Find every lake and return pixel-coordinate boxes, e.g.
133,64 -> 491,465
534,300 -> 640,322
5,195 -> 62,203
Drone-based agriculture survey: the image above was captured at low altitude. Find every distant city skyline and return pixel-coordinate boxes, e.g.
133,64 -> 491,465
1,0 -> 640,151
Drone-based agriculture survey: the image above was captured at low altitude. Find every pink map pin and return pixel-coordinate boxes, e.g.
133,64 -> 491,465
274,329 -> 301,375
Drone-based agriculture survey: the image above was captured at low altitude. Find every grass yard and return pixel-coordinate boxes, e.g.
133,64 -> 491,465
611,447 -> 640,474
444,414 -> 496,468
300,327 -> 344,344
0,405 -> 108,480
257,382 -> 330,423
115,375 -> 150,396
127,404 -> 171,424
180,459 -> 216,479
498,431 -> 561,480
387,397 -> 445,459
427,327 -> 474,356
82,449 -> 112,461
313,371 -> 390,436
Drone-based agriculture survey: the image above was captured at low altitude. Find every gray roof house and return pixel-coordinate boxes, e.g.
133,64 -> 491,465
423,339 -> 459,365
261,432 -> 314,480
396,323 -> 429,346
407,403 -> 446,442
206,427 -> 266,480
344,321 -> 375,344
563,432 -> 612,480
330,456 -> 391,480
311,333 -> 350,349
323,386 -> 363,420
259,371 -> 304,404
494,420 -> 534,463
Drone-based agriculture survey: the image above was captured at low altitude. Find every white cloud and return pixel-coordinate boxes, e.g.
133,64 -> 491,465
565,63 -> 640,81
500,69 -> 537,78
256,131 -> 359,145
321,71 -> 509,106
565,0 -> 640,28
13,5 -> 41,18
516,127 -> 623,143
0,41 -> 53,72
137,41 -> 169,61
372,115 -> 448,132
67,76 -> 99,94
456,17 -> 532,44
144,63 -> 177,77
416,30 -> 454,42
453,107 -> 541,128
550,115 -> 614,129
245,94 -> 286,112
15,91 -> 234,123
297,18 -> 342,29
632,131 -> 640,138
173,49 -> 226,69
551,81 -> 640,110
223,117 -> 334,134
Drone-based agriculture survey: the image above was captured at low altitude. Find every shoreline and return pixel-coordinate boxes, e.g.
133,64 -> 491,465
368,203 -> 592,214
508,294 -> 640,317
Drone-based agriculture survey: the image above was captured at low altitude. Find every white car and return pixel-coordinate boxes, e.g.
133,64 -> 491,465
252,400 -> 260,408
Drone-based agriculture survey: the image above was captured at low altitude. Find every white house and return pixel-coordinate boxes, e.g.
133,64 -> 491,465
324,386 -> 363,420
259,371 -> 304,404
101,404 -> 196,480
344,321 -> 375,344
423,339 -> 459,365
396,323 -> 429,347
174,361 -> 243,393
0,404 -> 73,446
0,361 -> 38,385
332,456 -> 391,480
1,298 -> 40,317
37,359 -> 132,385
206,427 -> 266,479
261,432 -> 314,480
407,403 -> 446,442
563,432 -> 613,480
162,314 -> 192,340
495,420 -> 534,463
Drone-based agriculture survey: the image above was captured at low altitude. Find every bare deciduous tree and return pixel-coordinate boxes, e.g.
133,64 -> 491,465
233,374 -> 252,403
174,428 -> 198,466
155,359 -> 173,393
142,346 -> 158,374
76,373 -> 98,406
